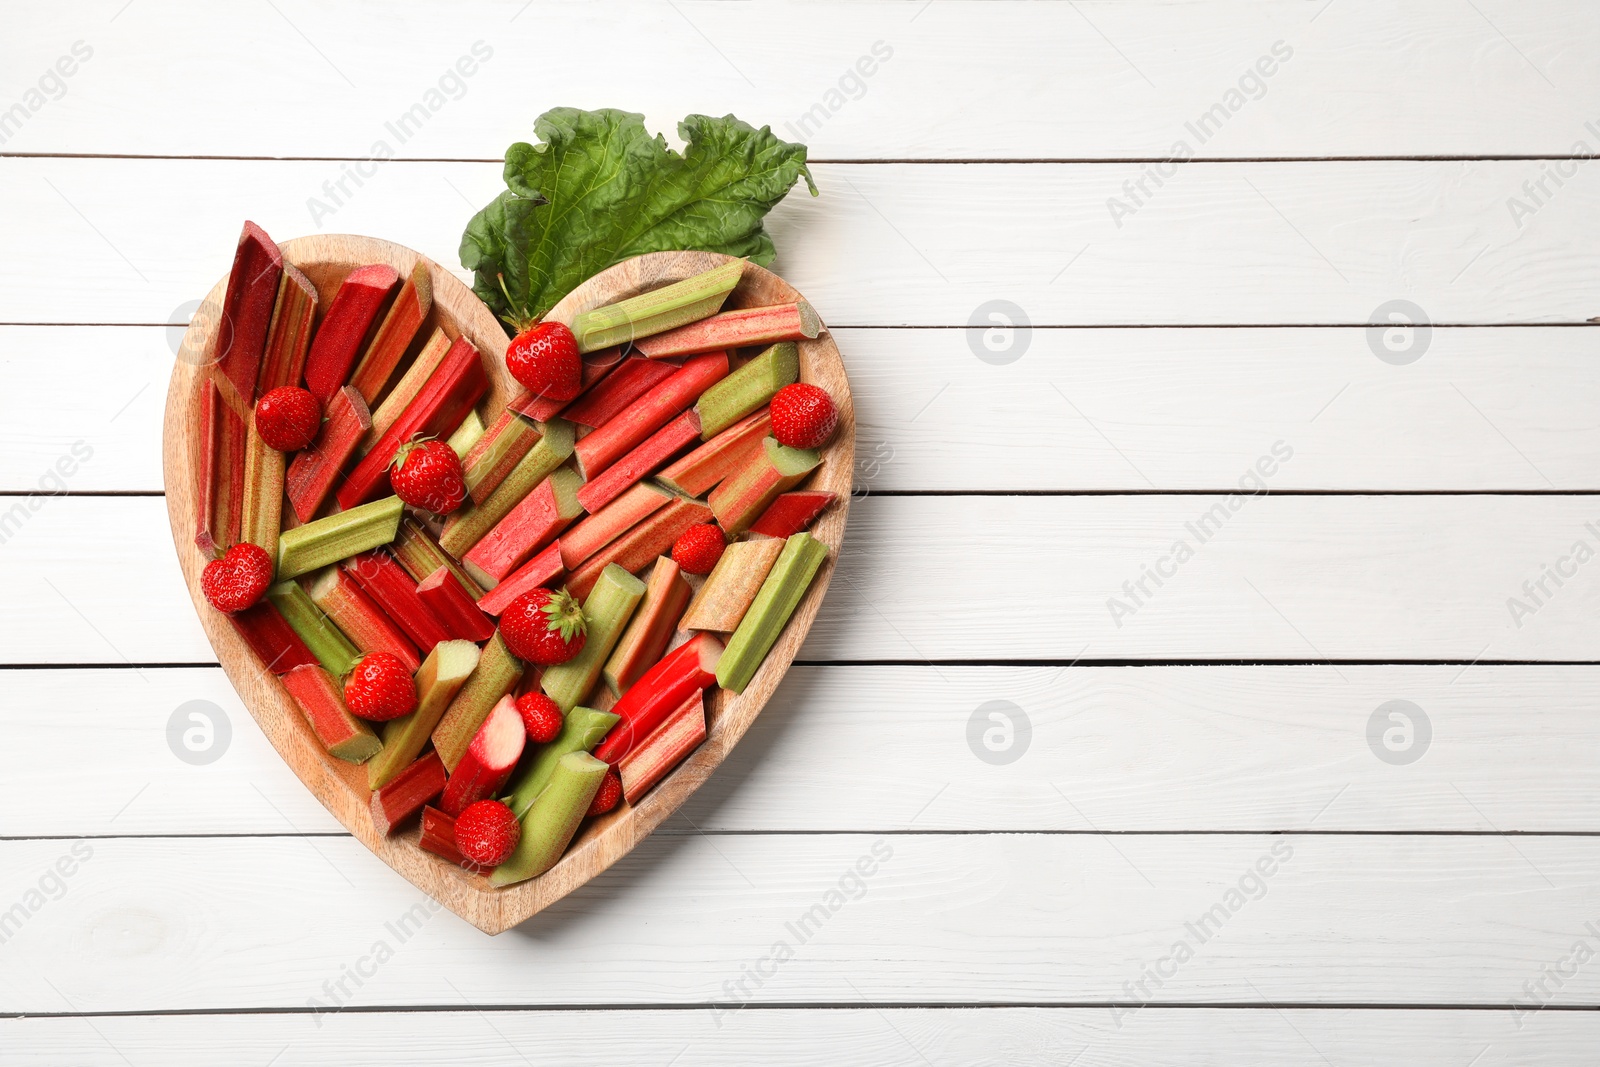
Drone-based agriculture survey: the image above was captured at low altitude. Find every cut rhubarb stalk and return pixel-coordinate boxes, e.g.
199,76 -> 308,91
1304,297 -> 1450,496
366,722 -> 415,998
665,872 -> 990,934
566,497 -> 712,600
366,327 -> 451,447
281,664 -> 380,763
231,601 -> 319,675
635,301 -> 820,359
196,381 -> 247,555
336,337 -> 488,509
416,566 -> 496,643
603,556 -> 692,696
418,805 -> 467,865
618,690 -> 708,805
431,630 -> 524,771
304,264 -> 401,404
656,408 -> 771,499
194,379 -> 225,554
503,706 -> 620,818
308,566 -> 421,672
439,419 -> 575,558
343,550 -> 453,654
541,564 -> 646,712
448,409 -> 485,458
463,467 -> 585,587
680,537 -> 784,633
560,483 -> 672,572
475,543 -> 565,617
491,751 -> 609,885
576,409 -> 700,514
510,346 -> 625,422
239,410 -> 284,555
348,261 -> 432,404
367,640 -> 481,790
696,342 -> 799,439
592,632 -> 722,765
370,751 -> 447,835
462,409 -> 541,504
216,221 -> 284,408
569,260 -> 744,353
257,263 -> 318,394
572,352 -> 728,481
709,437 -> 821,538
750,490 -> 837,539
717,532 -> 828,693
267,580 -> 361,678
276,495 -> 404,580
438,694 -> 526,816
283,386 -> 372,524
393,518 -> 486,599
557,356 -> 676,429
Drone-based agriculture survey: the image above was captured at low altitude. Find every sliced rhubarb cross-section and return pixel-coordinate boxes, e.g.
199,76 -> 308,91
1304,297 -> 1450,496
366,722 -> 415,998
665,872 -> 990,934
604,555 -> 693,696
592,632 -> 722,765
431,631 -> 523,771
416,566 -> 496,643
257,263 -> 318,394
680,537 -> 785,633
475,542 -> 565,618
618,689 -> 708,805
462,467 -> 585,587
231,600 -> 319,676
461,409 -> 541,505
634,302 -> 820,359
370,751 -> 448,835
566,496 -> 712,600
709,437 -> 821,538
560,483 -> 672,572
575,408 -> 700,515
342,550 -> 453,654
509,346 -> 625,422
281,664 -> 381,764
348,261 -> 431,404
438,694 -> 526,816
749,490 -> 837,539
304,264 -> 400,405
284,385 -> 372,524
366,327 -> 451,447
655,408 -> 771,499
558,355 -> 676,429
307,565 -> 421,673
572,352 -> 728,481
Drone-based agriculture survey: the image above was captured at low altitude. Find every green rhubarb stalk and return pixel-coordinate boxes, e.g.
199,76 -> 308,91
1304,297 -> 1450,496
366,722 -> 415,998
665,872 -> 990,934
276,495 -> 404,580
717,532 -> 828,694
266,580 -> 361,677
366,639 -> 481,790
439,419 -> 575,558
695,341 -> 799,438
569,261 -> 744,353
490,750 -> 610,886
503,705 -> 620,818
448,408 -> 486,458
430,630 -> 525,771
539,563 -> 646,712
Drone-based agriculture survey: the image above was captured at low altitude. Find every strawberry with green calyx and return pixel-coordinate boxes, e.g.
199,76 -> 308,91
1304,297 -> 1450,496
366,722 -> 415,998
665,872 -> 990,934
201,542 -> 274,613
388,437 -> 466,514
497,275 -> 583,402
501,587 -> 587,666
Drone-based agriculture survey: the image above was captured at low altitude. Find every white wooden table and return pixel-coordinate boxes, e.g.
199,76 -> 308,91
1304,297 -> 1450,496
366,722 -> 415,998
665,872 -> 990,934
4,1 -> 1599,1062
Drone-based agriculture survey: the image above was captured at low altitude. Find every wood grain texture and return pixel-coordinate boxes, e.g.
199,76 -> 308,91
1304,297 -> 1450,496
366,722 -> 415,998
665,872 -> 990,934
14,665 -> 1600,837
161,239 -> 852,933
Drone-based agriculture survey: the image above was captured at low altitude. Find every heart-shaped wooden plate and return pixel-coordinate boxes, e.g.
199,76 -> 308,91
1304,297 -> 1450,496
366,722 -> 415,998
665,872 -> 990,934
162,237 -> 853,933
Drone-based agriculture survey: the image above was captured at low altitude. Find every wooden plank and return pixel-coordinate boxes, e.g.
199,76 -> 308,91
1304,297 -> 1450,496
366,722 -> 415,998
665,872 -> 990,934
5,158 -> 1600,326
9,1 -> 1600,159
12,324 -> 1600,493
4,834 -> 1599,1010
2,1008 -> 1594,1066
4,494 -> 1598,664
14,664 -> 1600,838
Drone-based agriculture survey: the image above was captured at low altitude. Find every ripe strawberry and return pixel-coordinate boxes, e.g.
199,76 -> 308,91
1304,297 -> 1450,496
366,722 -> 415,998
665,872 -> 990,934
587,769 -> 622,816
343,652 -> 418,721
454,799 -> 521,866
516,691 -> 564,744
672,523 -> 726,575
770,382 -> 838,449
255,386 -> 321,452
506,321 -> 582,401
388,438 -> 466,514
200,542 -> 273,613
501,587 -> 587,665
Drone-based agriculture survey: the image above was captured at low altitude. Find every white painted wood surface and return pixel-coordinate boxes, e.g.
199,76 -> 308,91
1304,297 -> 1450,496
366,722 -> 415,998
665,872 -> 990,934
3,0 -> 1596,1061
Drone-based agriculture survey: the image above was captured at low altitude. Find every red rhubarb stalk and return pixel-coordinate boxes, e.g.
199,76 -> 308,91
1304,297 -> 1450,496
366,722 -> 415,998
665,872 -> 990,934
558,355 -> 676,429
335,337 -> 488,509
348,262 -> 431,404
461,409 -> 541,504
749,490 -> 837,538
604,556 -> 693,695
418,806 -> 471,866
342,550 -> 453,654
194,379 -> 226,553
462,468 -> 585,586
284,386 -> 372,523
438,695 -> 526,816
417,566 -> 497,642
303,264 -> 400,404
576,409 -> 700,514
257,263 -> 318,394
509,346 -> 625,422
215,221 -> 283,406
231,601 -> 319,675
281,664 -> 381,763
366,327 -> 451,447
566,497 -> 712,600
392,518 -> 486,599
475,542 -> 565,617
592,633 -> 722,765
655,408 -> 772,498
560,483 -> 672,571
307,566 -> 421,672
634,302 -> 820,359
709,437 -> 822,538
618,690 -> 708,804
370,752 -> 447,835
572,352 -> 728,480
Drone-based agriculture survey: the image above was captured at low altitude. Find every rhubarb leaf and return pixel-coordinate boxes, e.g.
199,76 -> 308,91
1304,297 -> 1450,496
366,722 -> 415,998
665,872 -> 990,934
461,108 -> 816,331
